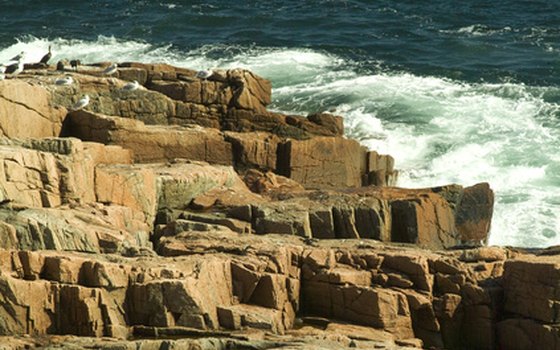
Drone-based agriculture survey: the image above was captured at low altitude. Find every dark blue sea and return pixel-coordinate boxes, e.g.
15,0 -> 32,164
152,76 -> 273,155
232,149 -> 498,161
1,0 -> 560,247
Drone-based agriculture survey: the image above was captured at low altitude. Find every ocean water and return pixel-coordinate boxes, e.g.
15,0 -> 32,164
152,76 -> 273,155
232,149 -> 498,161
1,1 -> 559,247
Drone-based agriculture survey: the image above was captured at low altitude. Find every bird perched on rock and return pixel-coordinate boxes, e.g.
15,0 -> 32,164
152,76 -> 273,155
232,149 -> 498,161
0,65 -> 5,80
70,59 -> 81,71
196,69 -> 213,80
103,63 -> 118,75
71,95 -> 89,111
39,46 -> 52,64
55,75 -> 73,86
56,60 -> 66,71
5,58 -> 24,77
122,80 -> 140,91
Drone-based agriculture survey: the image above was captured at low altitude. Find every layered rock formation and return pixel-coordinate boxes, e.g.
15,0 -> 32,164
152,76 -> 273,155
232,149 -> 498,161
0,61 -> 552,350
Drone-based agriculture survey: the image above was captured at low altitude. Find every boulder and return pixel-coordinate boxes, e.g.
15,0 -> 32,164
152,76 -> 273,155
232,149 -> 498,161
366,150 -> 398,186
65,111 -> 233,164
390,194 -> 457,250
153,161 -> 263,214
95,164 -> 157,223
277,136 -> 368,189
225,131 -> 281,171
455,182 -> 494,244
217,304 -> 285,334
82,142 -> 133,165
497,318 -> 560,350
502,256 -> 560,323
243,169 -> 305,196
0,80 -> 66,138
306,113 -> 344,136
0,138 -> 95,207
0,205 -> 151,253
127,258 -> 233,330
0,276 -> 56,335
252,202 -> 312,237
381,253 -> 433,292
302,282 -> 415,339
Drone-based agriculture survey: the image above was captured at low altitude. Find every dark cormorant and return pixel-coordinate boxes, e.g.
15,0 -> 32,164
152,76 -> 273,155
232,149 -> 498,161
70,59 -> 81,71
39,46 -> 52,64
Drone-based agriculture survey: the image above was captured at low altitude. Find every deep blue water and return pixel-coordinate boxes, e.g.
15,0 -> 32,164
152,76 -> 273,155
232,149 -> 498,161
1,1 -> 559,85
1,1 -> 560,247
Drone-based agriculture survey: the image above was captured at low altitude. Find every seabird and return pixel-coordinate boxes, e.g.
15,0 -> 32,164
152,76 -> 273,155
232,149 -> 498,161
196,69 -> 213,80
71,95 -> 89,111
39,46 -> 52,64
0,65 -> 5,80
103,63 -> 118,75
10,51 -> 25,62
5,58 -> 24,77
122,80 -> 140,91
55,75 -> 73,86
70,59 -> 81,71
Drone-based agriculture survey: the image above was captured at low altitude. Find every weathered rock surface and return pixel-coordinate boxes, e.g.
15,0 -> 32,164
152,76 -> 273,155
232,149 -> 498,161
0,232 -> 556,350
66,110 -> 234,164
64,109 -> 397,188
0,80 -> 67,138
0,62 -> 529,350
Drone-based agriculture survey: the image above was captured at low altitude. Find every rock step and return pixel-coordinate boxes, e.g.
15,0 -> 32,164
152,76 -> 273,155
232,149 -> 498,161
0,137 -> 492,252
0,236 -> 545,349
64,110 -> 397,189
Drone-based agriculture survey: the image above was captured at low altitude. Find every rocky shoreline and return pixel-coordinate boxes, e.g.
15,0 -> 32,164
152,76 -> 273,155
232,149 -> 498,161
0,62 -> 555,349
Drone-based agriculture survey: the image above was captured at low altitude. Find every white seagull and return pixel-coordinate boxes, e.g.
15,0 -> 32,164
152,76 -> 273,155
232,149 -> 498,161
102,63 -> 118,75
0,65 -> 5,81
10,51 -> 25,62
196,69 -> 213,80
122,80 -> 140,91
71,95 -> 90,111
10,59 -> 24,77
55,76 -> 74,86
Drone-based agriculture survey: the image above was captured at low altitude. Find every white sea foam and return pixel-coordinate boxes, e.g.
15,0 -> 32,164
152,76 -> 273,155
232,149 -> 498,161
2,36 -> 559,247
160,3 -> 178,9
441,24 -> 514,37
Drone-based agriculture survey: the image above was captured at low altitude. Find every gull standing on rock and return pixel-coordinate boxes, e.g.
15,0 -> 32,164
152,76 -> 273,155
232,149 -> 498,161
0,65 -> 5,80
72,95 -> 89,111
55,75 -> 73,86
122,80 -> 140,91
10,51 -> 25,62
103,63 -> 118,75
6,58 -> 24,77
196,69 -> 213,80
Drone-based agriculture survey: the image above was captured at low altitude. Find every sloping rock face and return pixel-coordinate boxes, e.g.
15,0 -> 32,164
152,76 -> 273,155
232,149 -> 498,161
0,62 -> 525,350
497,256 -> 560,350
0,80 -> 67,138
65,110 -> 234,164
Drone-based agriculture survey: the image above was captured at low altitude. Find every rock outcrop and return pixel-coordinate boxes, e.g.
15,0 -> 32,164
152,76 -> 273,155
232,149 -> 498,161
0,61 -> 547,350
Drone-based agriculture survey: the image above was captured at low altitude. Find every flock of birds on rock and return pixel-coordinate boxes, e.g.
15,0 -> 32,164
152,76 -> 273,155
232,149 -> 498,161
2,45 -> 216,112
